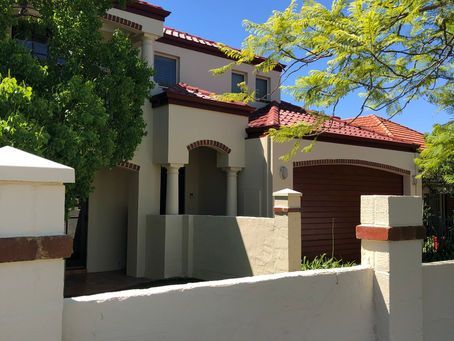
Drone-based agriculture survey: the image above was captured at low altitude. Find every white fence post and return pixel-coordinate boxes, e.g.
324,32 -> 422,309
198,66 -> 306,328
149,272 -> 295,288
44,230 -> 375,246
356,195 -> 425,341
0,147 -> 74,341
273,188 -> 302,272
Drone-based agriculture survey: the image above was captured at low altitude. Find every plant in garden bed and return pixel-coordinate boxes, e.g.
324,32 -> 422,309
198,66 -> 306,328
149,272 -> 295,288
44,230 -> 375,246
301,254 -> 356,271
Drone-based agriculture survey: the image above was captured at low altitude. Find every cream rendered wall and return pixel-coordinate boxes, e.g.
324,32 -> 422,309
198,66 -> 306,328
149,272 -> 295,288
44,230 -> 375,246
273,139 -> 422,195
107,8 -> 164,37
128,99 -> 162,277
63,267 -> 374,341
154,41 -> 281,102
87,168 -> 132,273
422,260 -> 454,340
185,148 -> 227,215
239,136 -> 273,217
155,104 -> 248,167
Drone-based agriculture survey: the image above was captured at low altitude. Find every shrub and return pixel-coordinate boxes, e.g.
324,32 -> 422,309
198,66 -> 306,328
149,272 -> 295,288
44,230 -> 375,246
301,254 -> 356,271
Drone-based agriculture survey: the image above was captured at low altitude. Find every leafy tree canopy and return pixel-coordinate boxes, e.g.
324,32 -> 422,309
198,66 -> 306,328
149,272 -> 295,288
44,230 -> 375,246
416,121 -> 453,186
214,0 -> 453,180
0,0 -> 153,208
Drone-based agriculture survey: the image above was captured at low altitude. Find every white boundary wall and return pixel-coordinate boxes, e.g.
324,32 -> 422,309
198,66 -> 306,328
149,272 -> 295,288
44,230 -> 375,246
63,267 -> 374,341
423,260 -> 454,340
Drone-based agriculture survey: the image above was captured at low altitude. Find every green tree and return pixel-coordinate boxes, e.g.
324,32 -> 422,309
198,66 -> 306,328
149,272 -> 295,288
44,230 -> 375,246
416,121 -> 454,186
214,0 -> 453,170
0,0 -> 153,208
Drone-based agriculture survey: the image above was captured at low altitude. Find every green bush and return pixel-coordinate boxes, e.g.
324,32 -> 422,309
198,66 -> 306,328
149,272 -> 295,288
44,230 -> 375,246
301,254 -> 356,271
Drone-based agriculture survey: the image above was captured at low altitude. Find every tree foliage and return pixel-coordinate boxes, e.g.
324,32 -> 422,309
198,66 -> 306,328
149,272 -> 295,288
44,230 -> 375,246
0,0 -> 153,208
416,121 -> 454,186
213,0 -> 453,174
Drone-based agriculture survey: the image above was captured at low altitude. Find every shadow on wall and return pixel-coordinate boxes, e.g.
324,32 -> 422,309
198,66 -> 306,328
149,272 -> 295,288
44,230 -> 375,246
145,214 -> 286,281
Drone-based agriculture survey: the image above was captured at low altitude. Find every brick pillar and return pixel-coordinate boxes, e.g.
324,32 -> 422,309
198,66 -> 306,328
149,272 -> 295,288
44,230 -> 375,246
273,188 -> 302,271
0,147 -> 74,341
356,195 -> 425,341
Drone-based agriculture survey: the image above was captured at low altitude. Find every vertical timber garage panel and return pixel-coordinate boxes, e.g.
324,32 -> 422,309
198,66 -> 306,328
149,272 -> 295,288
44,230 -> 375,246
293,165 -> 403,262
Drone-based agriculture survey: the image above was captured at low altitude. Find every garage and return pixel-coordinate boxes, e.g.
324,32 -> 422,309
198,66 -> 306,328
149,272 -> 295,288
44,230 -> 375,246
293,164 -> 404,262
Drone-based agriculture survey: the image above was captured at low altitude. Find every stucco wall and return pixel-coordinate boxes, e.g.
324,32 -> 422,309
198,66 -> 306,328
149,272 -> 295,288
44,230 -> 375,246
422,260 -> 454,340
239,136 -> 273,217
154,41 -> 281,102
87,167 -> 132,273
145,214 -> 299,280
63,267 -> 374,341
153,104 -> 248,167
272,139 -> 422,196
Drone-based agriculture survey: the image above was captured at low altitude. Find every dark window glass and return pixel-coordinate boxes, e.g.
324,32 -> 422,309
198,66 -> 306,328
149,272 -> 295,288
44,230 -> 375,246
231,72 -> 245,93
154,55 -> 177,88
256,77 -> 269,101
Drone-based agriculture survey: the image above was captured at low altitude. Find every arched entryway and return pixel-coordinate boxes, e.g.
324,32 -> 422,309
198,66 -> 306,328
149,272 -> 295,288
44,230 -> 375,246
185,147 -> 227,215
293,162 -> 406,262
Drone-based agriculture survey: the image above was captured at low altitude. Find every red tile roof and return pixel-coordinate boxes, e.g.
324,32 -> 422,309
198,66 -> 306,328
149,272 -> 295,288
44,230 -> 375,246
115,1 -> 171,22
345,115 -> 425,148
158,27 -> 285,72
248,101 -> 420,151
151,83 -> 255,116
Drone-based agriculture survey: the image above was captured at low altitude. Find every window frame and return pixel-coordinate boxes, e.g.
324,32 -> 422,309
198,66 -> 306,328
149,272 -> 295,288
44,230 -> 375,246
255,76 -> 271,102
154,52 -> 180,88
231,71 -> 247,93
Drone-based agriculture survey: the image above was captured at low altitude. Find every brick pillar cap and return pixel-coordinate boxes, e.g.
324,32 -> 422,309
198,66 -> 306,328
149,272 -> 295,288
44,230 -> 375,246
273,188 -> 302,197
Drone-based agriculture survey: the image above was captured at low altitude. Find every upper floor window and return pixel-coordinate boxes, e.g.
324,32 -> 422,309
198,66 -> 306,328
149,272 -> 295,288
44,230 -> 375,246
256,77 -> 270,101
231,71 -> 246,93
154,54 -> 178,88
12,21 -> 49,60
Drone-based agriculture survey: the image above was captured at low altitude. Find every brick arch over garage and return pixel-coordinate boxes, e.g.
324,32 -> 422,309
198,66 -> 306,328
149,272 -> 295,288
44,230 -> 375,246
292,159 -> 405,263
293,159 -> 410,176
187,140 -> 231,154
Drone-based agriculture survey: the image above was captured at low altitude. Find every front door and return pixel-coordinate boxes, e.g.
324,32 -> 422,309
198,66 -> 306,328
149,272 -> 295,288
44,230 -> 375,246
66,201 -> 88,269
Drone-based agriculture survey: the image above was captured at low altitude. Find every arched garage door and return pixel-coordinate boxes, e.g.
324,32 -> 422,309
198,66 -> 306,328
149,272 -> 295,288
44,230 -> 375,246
293,165 -> 403,262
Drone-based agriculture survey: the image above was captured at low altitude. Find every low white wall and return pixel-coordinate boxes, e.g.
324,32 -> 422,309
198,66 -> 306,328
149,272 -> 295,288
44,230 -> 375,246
422,260 -> 454,340
63,267 -> 374,341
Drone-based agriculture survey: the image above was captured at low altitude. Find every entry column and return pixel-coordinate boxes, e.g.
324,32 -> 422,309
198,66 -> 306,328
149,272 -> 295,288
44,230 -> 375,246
166,164 -> 184,215
225,167 -> 241,216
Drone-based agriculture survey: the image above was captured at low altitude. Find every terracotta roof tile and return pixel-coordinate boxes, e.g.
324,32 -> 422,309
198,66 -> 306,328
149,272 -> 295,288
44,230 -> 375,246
345,115 -> 425,148
248,101 -> 418,147
158,27 -> 285,72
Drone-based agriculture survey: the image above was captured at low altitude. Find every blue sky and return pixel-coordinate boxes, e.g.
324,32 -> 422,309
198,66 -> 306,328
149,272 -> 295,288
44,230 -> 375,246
149,0 -> 451,133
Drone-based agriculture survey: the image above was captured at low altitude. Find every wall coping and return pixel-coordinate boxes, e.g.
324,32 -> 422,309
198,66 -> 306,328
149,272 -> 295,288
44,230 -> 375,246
0,147 -> 75,183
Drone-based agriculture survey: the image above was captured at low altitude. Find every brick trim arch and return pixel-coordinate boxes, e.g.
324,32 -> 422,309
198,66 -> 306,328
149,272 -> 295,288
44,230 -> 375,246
187,140 -> 231,154
293,159 -> 410,176
118,161 -> 141,172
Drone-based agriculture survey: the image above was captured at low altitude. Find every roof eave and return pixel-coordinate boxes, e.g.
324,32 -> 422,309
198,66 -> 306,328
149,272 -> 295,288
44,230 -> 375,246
151,91 -> 255,117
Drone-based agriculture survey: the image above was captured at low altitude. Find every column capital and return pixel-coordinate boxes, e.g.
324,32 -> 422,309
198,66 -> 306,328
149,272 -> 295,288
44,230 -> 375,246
223,167 -> 242,174
165,163 -> 185,171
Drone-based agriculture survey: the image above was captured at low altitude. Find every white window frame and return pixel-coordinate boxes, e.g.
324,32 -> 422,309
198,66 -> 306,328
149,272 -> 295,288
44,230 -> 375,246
255,76 -> 271,102
231,71 -> 248,93
154,52 -> 180,88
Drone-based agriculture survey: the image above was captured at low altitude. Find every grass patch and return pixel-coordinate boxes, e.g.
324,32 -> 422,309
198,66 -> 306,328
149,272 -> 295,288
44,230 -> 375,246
301,254 -> 356,271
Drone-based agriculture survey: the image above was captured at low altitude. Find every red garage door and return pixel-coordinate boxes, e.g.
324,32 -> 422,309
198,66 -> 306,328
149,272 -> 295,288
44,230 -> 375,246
293,165 -> 403,262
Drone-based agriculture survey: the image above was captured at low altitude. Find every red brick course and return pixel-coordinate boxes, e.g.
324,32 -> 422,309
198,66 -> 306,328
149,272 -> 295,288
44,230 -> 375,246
293,159 -> 411,176
187,140 -> 231,154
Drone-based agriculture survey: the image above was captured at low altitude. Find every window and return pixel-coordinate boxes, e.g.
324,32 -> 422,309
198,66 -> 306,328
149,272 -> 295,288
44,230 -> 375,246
256,77 -> 270,101
154,54 -> 178,88
231,72 -> 246,93
13,21 -> 49,60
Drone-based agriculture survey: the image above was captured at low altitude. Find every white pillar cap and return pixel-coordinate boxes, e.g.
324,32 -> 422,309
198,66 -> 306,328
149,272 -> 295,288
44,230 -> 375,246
0,146 -> 75,183
273,188 -> 302,198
